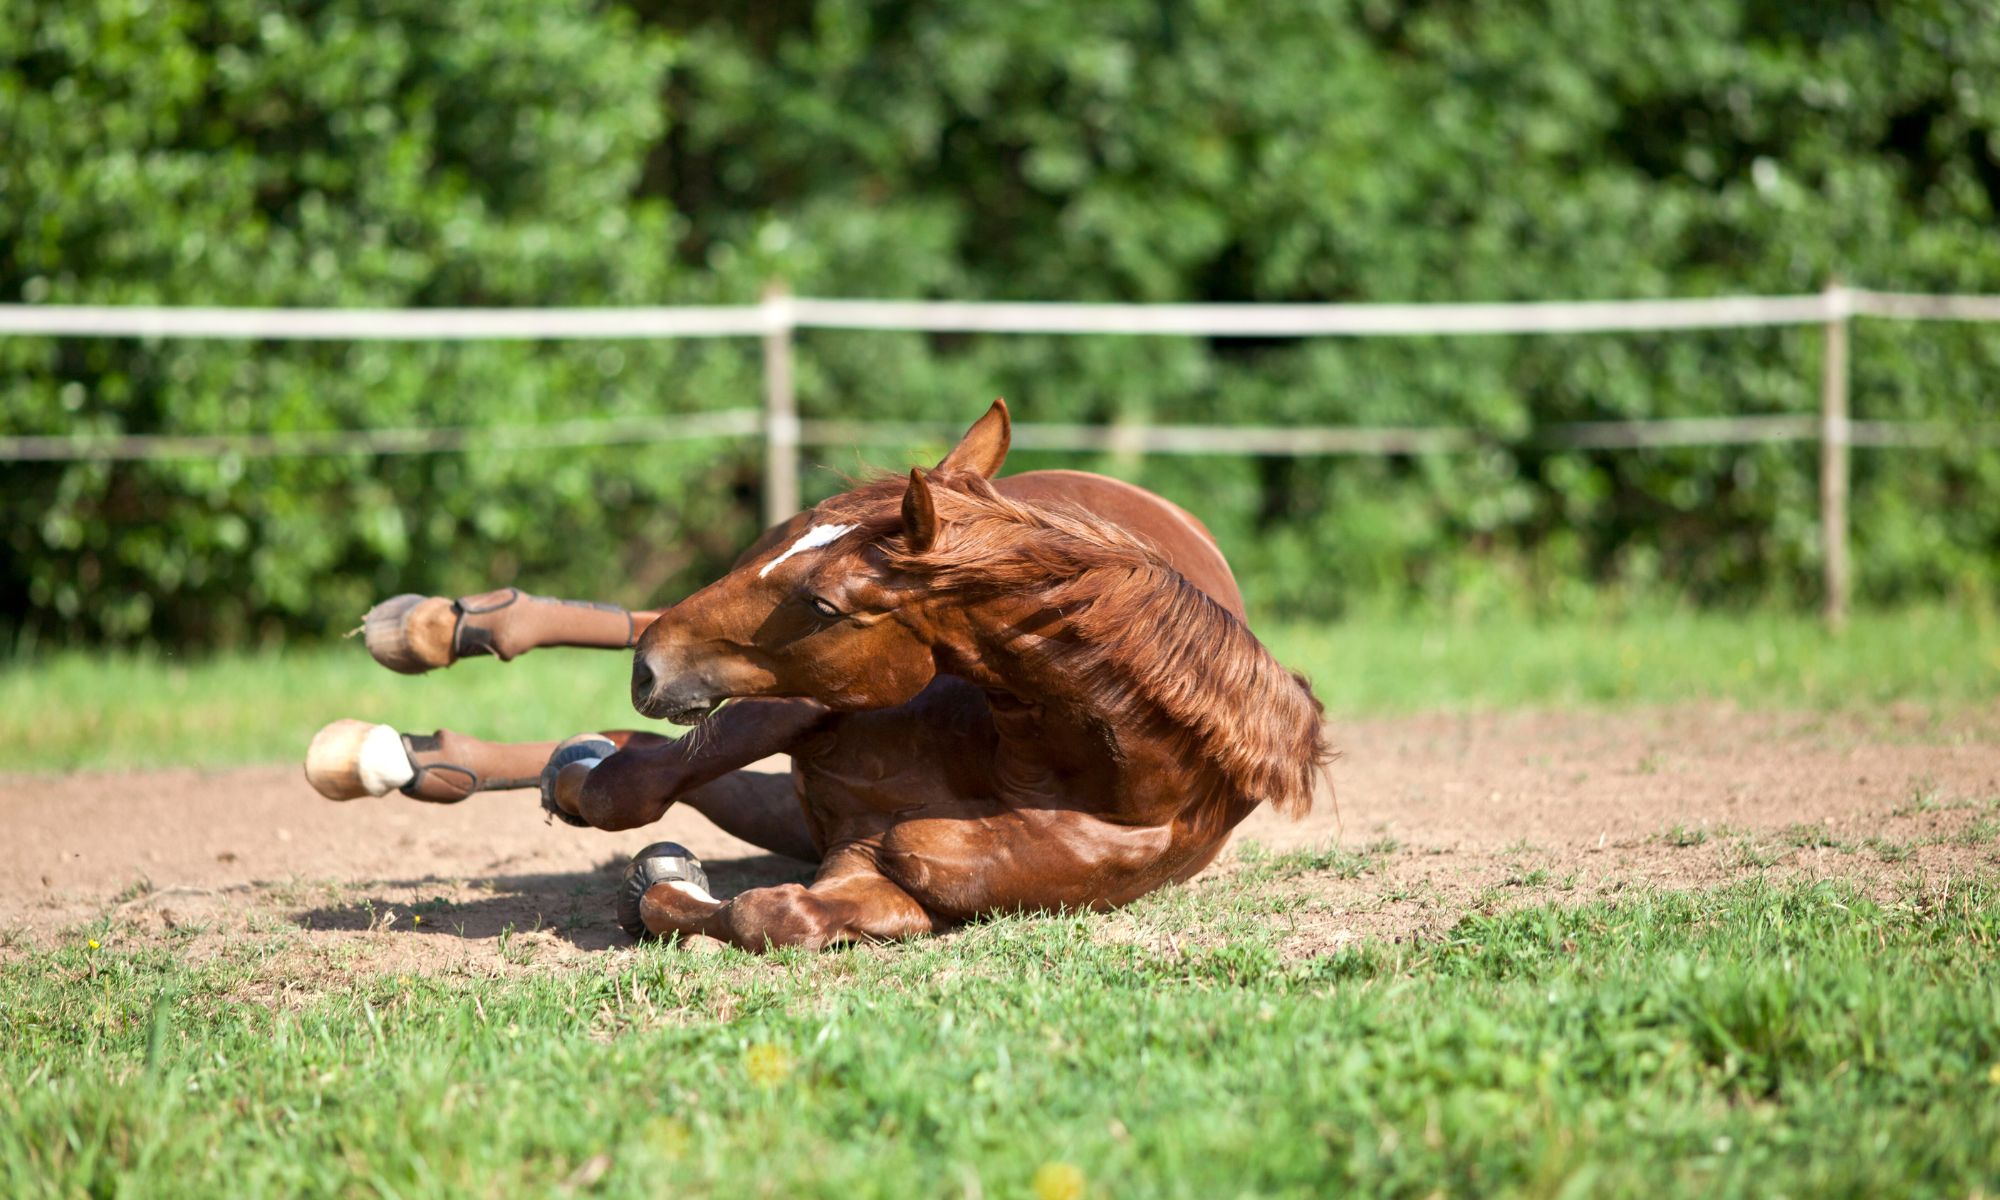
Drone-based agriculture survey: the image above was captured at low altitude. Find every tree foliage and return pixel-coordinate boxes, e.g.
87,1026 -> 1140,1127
0,0 -> 757,643
4,0 -> 1998,644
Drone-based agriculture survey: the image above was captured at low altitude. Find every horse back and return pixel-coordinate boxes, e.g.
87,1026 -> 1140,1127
992,470 -> 1245,619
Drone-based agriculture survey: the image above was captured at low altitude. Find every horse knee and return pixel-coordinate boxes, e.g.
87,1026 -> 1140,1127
574,754 -> 670,831
577,785 -> 647,831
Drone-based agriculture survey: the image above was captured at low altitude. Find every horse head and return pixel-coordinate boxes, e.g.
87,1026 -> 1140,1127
629,399 -> 1012,723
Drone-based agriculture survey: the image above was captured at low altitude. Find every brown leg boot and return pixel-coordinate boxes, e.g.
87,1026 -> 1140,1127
538,733 -> 619,827
303,720 -> 558,803
361,588 -> 652,674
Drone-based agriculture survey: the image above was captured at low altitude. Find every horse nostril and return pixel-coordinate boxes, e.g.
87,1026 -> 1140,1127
631,657 -> 656,702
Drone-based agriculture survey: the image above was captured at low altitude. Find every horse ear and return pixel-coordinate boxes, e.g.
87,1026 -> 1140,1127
902,467 -> 940,552
935,397 -> 1011,478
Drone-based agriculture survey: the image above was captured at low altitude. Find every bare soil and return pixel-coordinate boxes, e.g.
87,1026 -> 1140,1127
3,705 -> 1996,984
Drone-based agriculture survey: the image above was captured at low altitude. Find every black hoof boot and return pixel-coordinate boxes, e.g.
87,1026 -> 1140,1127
617,842 -> 711,939
539,736 -> 615,828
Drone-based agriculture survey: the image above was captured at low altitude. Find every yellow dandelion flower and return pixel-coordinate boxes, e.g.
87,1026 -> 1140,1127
1032,1161 -> 1085,1200
646,1116 -> 691,1156
413,914 -> 423,925
87,938 -> 100,950
745,1042 -> 793,1086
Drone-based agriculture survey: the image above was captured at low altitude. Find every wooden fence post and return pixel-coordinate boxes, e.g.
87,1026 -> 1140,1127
761,282 -> 799,526
1819,280 -> 1851,631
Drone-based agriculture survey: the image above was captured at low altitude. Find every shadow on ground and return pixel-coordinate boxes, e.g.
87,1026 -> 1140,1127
290,852 -> 815,949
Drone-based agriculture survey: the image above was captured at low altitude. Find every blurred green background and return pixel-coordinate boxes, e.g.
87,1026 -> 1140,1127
4,0 -> 1999,648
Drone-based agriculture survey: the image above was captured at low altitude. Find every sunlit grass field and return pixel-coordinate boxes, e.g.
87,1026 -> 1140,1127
3,606 -> 1992,773
3,878 -> 1996,1197
4,607 -> 1996,1196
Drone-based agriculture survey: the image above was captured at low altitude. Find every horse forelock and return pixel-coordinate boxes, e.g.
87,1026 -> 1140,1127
815,471 -> 1334,829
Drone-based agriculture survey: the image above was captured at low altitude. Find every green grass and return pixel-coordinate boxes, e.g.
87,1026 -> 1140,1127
3,606 -> 1992,773
1263,604 -> 1997,714
3,877 -> 1996,1197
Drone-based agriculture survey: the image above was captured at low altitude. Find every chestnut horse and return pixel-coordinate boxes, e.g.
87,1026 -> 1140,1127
306,400 -> 1331,950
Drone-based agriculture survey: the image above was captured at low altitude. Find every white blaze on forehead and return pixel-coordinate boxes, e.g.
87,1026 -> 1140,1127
758,523 -> 858,578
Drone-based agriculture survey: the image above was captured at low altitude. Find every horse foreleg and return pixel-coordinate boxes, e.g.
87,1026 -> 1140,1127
360,588 -> 668,674
549,697 -> 830,838
358,511 -> 827,676
306,701 -> 828,859
303,720 -> 667,804
632,849 -> 938,950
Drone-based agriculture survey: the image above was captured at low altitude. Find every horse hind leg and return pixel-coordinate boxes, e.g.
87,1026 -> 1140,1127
360,588 -> 666,674
303,720 -> 665,804
306,718 -> 822,862
626,848 -> 937,950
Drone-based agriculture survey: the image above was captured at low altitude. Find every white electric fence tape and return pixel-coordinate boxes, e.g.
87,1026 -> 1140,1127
0,289 -> 1990,462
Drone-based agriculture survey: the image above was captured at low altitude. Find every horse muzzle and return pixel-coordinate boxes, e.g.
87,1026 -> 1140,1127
630,655 -> 722,724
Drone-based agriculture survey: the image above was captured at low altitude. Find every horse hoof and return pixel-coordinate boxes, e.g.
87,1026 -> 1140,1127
362,593 -> 459,674
617,842 -> 710,939
304,719 -> 416,800
539,735 -> 614,828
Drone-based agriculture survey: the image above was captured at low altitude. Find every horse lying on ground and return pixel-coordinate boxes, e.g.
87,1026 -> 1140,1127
306,400 -> 1332,950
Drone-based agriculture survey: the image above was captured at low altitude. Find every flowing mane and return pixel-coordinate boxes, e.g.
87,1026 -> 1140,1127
822,472 -> 1333,832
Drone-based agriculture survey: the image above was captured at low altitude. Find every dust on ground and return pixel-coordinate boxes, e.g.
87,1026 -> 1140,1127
3,704 -> 1995,988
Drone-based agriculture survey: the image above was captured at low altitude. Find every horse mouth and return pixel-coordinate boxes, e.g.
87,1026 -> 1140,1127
666,701 -> 721,726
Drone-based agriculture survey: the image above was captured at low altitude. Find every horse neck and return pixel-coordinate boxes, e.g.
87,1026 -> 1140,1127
927,565 -> 1247,827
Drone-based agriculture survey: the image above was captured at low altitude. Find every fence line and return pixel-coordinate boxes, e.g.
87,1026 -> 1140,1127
11,413 -> 1986,465
0,410 -> 762,462
1848,291 -> 2000,322
803,414 -> 1985,454
3,286 -> 1983,340
1,286 -> 1992,342
789,294 -> 1841,335
4,283 -> 1998,625
0,304 -> 775,340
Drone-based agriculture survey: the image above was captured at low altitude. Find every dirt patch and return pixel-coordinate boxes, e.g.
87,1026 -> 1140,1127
3,704 -> 1995,976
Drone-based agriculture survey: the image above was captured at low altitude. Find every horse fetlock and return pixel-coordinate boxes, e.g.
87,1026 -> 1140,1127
392,731 -> 491,802
304,719 -> 415,800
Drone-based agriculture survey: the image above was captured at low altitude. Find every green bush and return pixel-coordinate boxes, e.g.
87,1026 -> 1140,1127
5,1 -> 1999,645
0,0 -> 758,643
657,0 -> 2000,617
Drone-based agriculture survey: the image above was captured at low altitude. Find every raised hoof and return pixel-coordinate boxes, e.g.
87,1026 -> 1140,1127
304,719 -> 415,800
539,735 -> 615,828
362,593 -> 459,674
617,842 -> 711,939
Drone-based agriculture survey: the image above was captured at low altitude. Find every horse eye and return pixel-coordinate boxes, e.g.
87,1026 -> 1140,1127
808,595 -> 842,619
